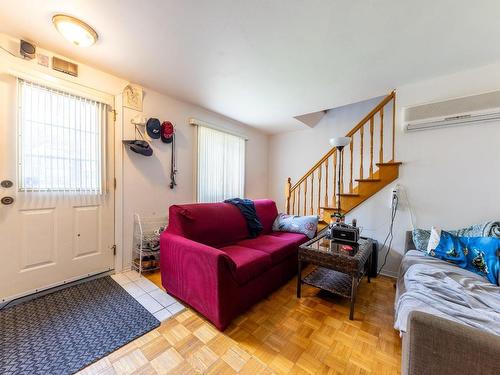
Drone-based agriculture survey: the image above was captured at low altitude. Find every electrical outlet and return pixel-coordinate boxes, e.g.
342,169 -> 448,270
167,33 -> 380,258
391,184 -> 400,209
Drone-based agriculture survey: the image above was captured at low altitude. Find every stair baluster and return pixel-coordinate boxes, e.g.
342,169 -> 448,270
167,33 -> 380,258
369,117 -> 374,175
303,180 -> 307,216
360,125 -> 364,179
297,184 -> 301,216
392,99 -> 396,161
379,107 -> 384,163
324,158 -> 329,207
317,165 -> 322,216
349,138 -> 354,191
332,151 -> 337,208
310,173 -> 314,215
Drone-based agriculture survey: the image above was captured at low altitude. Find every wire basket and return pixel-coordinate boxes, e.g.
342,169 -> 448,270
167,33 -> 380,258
132,213 -> 168,274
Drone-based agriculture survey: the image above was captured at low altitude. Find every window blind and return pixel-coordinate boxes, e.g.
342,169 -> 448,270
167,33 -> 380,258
197,125 -> 245,203
18,79 -> 107,194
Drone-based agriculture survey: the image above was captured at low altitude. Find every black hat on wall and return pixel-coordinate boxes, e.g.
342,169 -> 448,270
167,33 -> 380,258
146,118 -> 161,139
129,140 -> 153,156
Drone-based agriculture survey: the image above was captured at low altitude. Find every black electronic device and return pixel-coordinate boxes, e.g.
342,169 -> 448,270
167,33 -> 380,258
330,222 -> 360,244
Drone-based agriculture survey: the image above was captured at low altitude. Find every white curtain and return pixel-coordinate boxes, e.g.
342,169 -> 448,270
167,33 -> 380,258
18,79 -> 107,194
197,125 -> 245,202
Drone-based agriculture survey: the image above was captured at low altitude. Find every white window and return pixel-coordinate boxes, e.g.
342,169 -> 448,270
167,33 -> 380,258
18,79 -> 107,193
197,125 -> 245,202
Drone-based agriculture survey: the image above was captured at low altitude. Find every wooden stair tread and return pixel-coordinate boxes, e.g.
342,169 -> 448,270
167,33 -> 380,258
376,161 -> 402,166
355,178 -> 381,182
320,206 -> 344,211
339,193 -> 359,197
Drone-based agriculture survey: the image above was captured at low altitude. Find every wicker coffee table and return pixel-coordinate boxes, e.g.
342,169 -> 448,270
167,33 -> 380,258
297,233 -> 373,320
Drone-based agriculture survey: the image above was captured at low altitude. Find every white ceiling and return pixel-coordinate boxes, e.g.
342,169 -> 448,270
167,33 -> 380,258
2,0 -> 500,134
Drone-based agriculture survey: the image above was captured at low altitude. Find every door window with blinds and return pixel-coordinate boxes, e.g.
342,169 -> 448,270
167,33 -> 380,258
197,125 -> 245,203
18,79 -> 107,193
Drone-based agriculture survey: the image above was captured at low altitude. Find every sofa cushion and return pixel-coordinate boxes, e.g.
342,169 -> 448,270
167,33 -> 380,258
269,231 -> 308,247
236,234 -> 298,264
167,203 -> 249,247
219,245 -> 272,285
254,199 -> 279,234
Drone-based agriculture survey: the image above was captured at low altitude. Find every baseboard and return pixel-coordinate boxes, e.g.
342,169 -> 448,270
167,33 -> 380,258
378,269 -> 398,279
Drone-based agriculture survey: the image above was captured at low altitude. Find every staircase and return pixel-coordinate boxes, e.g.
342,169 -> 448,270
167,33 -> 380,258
285,91 -> 402,225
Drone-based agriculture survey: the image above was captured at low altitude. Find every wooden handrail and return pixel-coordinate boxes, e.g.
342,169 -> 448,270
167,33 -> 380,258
291,145 -> 337,191
290,91 -> 395,192
345,91 -> 395,138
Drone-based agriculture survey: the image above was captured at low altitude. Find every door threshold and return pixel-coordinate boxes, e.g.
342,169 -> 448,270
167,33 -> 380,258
0,270 -> 114,310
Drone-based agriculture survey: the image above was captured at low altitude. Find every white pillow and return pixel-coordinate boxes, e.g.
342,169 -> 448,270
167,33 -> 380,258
426,226 -> 442,254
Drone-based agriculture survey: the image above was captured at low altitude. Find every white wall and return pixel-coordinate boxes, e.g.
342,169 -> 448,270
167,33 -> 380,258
120,89 -> 269,268
0,33 -> 269,272
269,62 -> 500,276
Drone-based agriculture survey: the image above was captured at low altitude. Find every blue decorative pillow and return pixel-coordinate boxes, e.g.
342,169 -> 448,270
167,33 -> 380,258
429,231 -> 500,285
272,213 -> 318,239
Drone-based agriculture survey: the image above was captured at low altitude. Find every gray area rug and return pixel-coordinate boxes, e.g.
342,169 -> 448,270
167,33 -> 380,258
0,276 -> 160,375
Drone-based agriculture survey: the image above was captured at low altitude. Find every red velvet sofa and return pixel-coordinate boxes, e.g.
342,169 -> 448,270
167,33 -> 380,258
160,199 -> 309,330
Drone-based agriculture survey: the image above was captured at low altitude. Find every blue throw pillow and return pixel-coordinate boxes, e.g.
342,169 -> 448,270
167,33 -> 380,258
429,231 -> 500,285
272,213 -> 318,239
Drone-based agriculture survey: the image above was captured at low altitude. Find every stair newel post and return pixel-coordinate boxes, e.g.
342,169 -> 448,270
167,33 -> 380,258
324,158 -> 329,207
392,93 -> 396,161
285,177 -> 292,214
349,138 -> 354,191
360,125 -> 364,179
369,117 -> 374,176
379,107 -> 384,163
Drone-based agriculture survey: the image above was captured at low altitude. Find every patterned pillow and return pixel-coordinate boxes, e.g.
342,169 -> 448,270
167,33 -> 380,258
272,213 -> 318,239
429,231 -> 500,285
412,228 -> 431,251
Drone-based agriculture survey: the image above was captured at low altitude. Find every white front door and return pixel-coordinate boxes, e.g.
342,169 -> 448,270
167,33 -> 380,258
0,74 -> 115,302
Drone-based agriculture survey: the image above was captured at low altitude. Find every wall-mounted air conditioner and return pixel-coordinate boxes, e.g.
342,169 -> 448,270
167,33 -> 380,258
404,90 -> 500,132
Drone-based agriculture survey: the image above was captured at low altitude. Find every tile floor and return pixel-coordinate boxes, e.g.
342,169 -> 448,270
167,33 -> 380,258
111,270 -> 185,322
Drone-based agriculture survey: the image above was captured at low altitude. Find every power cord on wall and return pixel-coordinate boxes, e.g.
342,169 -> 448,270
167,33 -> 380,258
377,193 -> 399,276
400,184 -> 416,230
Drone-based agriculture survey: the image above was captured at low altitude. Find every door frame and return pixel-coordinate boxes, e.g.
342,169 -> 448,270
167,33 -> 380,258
0,61 -> 124,302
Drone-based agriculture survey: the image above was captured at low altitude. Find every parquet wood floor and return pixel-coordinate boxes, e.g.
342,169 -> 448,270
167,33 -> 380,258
78,270 -> 401,374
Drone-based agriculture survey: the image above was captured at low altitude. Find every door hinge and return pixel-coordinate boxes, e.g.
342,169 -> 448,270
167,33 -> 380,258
114,178 -> 116,190
112,109 -> 117,122
111,244 -> 116,256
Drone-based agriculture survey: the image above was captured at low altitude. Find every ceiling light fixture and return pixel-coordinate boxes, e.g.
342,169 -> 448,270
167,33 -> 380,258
52,14 -> 98,47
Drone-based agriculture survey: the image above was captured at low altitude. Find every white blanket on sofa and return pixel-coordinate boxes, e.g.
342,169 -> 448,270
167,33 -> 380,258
394,250 -> 500,335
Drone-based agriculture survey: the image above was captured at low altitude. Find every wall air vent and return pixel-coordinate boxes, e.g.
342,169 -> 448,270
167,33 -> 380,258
404,90 -> 500,132
52,56 -> 78,77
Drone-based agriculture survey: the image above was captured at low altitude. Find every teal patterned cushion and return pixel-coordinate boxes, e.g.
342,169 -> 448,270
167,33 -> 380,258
412,229 -> 431,252
412,222 -> 500,252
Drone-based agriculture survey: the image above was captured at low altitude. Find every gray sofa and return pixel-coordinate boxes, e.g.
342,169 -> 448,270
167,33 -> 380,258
398,231 -> 500,375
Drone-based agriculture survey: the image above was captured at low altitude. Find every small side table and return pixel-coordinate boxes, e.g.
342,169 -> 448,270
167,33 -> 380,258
297,234 -> 373,320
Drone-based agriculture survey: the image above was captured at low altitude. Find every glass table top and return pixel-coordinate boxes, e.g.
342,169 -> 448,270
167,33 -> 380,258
302,234 -> 367,258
